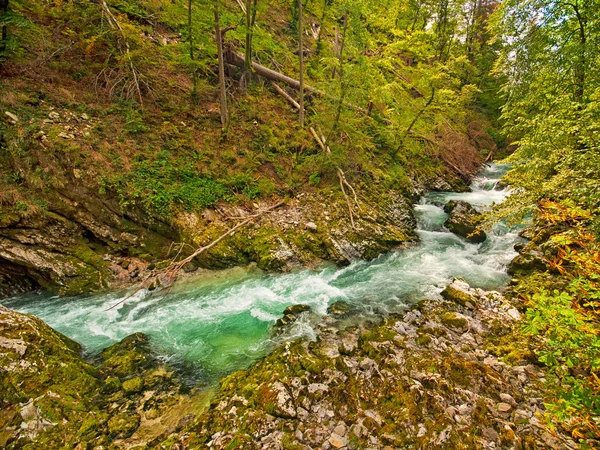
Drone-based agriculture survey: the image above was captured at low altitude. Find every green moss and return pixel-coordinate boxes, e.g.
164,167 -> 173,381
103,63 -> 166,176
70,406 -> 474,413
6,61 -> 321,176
441,284 -> 475,307
107,412 -> 140,438
440,312 -> 468,331
122,376 -> 144,394
416,333 -> 433,346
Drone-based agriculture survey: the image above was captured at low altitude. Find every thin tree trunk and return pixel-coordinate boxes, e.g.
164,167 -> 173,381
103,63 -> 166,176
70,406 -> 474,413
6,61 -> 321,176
571,4 -> 586,102
243,0 -> 258,84
298,0 -> 305,127
327,13 -> 348,142
397,87 -> 435,150
189,0 -> 198,101
215,0 -> 228,129
245,0 -> 252,73
0,0 -> 8,56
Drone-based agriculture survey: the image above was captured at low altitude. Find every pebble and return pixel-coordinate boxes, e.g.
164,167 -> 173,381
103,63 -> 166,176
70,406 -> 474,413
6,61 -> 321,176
305,222 -> 318,231
497,402 -> 512,412
328,432 -> 347,448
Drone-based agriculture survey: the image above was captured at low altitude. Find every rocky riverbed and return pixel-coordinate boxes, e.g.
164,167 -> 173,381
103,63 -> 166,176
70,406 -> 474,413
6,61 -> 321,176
0,278 -> 581,449
169,279 -> 578,449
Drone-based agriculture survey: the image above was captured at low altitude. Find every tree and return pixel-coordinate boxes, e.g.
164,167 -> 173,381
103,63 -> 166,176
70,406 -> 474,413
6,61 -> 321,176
215,0 -> 228,129
0,0 -> 9,65
298,0 -> 305,127
243,0 -> 258,85
188,0 -> 198,101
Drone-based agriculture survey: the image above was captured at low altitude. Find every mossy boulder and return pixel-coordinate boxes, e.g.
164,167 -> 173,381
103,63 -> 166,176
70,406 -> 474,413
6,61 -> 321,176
444,200 -> 487,243
122,376 -> 144,394
441,279 -> 477,308
440,311 -> 469,331
274,304 -> 311,330
507,252 -> 548,276
0,305 -> 103,447
108,412 -> 141,438
101,332 -> 153,378
327,301 -> 353,317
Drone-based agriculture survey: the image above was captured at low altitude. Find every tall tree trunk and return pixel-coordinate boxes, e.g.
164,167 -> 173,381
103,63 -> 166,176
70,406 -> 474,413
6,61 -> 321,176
188,0 -> 198,101
215,0 -> 228,129
0,0 -> 9,57
327,13 -> 348,142
298,0 -> 304,127
570,3 -> 586,102
243,0 -> 258,85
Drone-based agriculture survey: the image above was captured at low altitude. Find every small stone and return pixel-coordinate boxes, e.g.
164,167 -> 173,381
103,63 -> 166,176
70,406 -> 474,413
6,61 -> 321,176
333,422 -> 347,437
305,222 -> 318,231
482,427 -> 499,442
500,393 -> 516,406
327,301 -> 352,317
506,307 -> 521,321
182,262 -> 198,273
351,422 -> 367,438
363,409 -> 382,428
4,111 -> 19,124
497,402 -> 512,412
48,111 -> 60,121
328,432 -> 347,448
81,113 -> 90,120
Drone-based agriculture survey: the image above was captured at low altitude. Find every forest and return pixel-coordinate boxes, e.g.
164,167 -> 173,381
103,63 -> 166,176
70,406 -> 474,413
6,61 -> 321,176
0,0 -> 599,448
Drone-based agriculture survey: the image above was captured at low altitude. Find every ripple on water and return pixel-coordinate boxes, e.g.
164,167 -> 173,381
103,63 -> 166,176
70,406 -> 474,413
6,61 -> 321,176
4,163 -> 521,385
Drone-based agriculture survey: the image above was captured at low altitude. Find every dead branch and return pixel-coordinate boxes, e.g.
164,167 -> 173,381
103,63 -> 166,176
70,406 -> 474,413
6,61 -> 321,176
271,81 -> 302,110
225,50 -> 373,118
338,169 -> 355,228
338,168 -> 361,211
105,201 -> 285,311
310,127 -> 330,153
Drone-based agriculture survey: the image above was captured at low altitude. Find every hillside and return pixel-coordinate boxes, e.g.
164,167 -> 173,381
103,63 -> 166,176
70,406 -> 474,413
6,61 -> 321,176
0,0 -> 502,296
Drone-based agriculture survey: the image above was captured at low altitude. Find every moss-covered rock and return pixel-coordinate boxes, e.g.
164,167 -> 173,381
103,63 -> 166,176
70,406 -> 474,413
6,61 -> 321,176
169,284 -> 572,450
108,412 -> 141,439
444,200 -> 487,243
0,305 -> 103,448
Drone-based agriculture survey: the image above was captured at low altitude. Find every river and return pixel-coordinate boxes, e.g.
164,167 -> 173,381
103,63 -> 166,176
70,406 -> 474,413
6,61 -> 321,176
4,163 -> 519,386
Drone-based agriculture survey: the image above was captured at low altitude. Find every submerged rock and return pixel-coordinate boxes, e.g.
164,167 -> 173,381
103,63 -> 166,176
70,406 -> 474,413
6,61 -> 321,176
327,300 -> 353,317
274,304 -> 312,330
444,200 -> 487,243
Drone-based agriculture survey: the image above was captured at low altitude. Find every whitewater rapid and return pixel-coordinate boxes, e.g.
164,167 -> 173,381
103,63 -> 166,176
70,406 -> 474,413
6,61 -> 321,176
5,163 -> 519,384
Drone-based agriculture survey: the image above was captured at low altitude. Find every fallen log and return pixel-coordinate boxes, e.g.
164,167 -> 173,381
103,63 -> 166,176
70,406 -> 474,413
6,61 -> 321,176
225,50 -> 374,118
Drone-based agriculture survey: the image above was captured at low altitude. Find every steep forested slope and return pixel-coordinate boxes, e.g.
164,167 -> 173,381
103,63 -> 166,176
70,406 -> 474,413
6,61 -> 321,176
490,0 -> 600,440
0,0 -> 503,296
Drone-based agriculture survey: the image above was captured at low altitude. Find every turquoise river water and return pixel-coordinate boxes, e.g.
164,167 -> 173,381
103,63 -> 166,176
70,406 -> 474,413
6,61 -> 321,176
4,163 -> 518,385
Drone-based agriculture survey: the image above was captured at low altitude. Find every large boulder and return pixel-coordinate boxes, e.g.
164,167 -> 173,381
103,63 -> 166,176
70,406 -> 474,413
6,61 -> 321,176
0,305 -> 102,448
444,200 -> 487,243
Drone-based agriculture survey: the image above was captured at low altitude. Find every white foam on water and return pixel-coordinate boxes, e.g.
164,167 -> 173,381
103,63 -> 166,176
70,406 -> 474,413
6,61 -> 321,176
5,163 -> 522,384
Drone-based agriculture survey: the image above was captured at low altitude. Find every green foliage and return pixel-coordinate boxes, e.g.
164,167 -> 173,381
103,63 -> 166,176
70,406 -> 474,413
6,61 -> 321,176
103,153 -> 231,216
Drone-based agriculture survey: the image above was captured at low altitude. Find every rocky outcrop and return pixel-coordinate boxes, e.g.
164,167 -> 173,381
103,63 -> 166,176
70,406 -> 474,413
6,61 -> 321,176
176,188 -> 418,274
0,179 -> 418,298
0,306 -> 207,448
444,200 -> 487,243
172,280 -> 577,450
0,304 -> 103,447
0,185 -> 176,297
